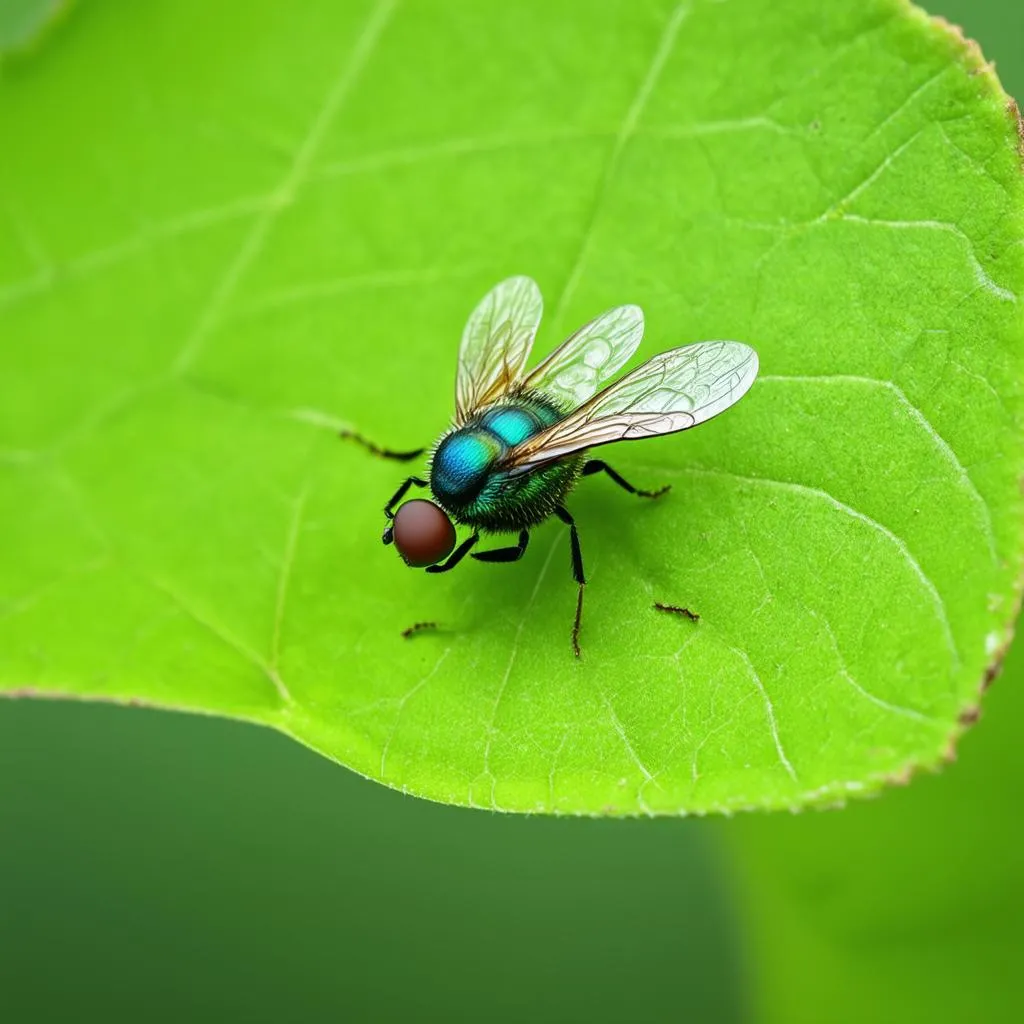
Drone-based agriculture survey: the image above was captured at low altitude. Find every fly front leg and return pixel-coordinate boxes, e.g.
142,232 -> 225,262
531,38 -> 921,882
384,476 -> 428,516
342,430 -> 429,544
381,477 -> 429,544
554,506 -> 585,657
471,530 -> 530,564
425,533 -> 480,573
582,460 -> 670,499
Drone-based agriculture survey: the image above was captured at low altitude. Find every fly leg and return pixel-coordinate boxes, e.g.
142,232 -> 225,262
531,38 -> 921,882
341,431 -> 429,544
381,477 -> 428,545
384,476 -> 428,517
402,621 -> 438,639
554,506 -> 586,657
653,602 -> 700,622
425,533 -> 479,573
340,430 -> 425,463
582,459 -> 670,499
471,530 -> 530,564
413,531 -> 530,632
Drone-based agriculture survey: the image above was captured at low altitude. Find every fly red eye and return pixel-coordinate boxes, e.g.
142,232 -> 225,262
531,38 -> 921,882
392,499 -> 456,567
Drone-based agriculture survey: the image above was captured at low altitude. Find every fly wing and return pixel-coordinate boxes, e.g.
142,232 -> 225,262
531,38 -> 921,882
455,276 -> 543,423
520,304 -> 644,409
504,341 -> 759,473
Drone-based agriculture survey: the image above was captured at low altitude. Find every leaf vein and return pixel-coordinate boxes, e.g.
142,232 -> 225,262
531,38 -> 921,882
759,373 -> 999,562
725,643 -> 798,782
270,485 -> 310,681
0,194 -> 272,313
640,464 -> 962,670
234,264 -> 479,318
379,647 -> 452,779
480,535 -> 561,806
831,215 -> 1017,302
809,607 -> 937,724
316,127 -> 614,180
170,0 -> 399,374
864,64 -> 950,143
552,1 -> 690,324
144,574 -> 292,705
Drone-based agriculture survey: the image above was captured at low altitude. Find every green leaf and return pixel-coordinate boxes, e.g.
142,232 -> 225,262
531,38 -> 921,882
0,0 -> 73,56
2,0 -> 1022,815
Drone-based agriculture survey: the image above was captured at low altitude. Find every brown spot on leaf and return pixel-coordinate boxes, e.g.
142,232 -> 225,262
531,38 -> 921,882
958,705 -> 981,726
981,632 -> 1014,693
1008,97 -> 1024,162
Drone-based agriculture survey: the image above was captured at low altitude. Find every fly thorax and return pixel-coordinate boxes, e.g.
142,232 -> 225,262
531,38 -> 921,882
478,406 -> 541,446
431,429 -> 502,508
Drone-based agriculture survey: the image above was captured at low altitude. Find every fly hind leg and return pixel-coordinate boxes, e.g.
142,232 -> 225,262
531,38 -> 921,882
582,460 -> 670,499
554,506 -> 586,657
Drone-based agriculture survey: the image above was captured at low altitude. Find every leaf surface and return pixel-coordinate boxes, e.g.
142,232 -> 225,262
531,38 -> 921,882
2,0 -> 1022,814
0,0 -> 72,55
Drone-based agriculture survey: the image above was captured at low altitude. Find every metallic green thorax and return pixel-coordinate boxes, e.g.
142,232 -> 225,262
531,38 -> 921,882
429,390 -> 584,532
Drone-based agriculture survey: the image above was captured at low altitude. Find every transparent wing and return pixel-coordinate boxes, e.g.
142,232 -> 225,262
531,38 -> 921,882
455,276 -> 543,422
504,341 -> 759,473
520,304 -> 644,409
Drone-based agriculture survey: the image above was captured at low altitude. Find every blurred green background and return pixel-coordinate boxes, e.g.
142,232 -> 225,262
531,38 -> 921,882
2,1 -> 1022,1021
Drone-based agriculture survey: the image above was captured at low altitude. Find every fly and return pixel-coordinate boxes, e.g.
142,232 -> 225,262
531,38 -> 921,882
347,276 -> 758,655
